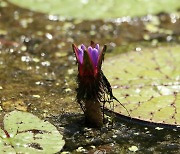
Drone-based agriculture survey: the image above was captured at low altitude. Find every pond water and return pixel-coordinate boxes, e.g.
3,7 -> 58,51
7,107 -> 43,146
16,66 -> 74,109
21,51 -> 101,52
0,0 -> 180,153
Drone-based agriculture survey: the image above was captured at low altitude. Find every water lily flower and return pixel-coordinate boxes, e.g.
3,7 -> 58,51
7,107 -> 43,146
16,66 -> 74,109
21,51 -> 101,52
72,41 -> 129,127
72,41 -> 106,77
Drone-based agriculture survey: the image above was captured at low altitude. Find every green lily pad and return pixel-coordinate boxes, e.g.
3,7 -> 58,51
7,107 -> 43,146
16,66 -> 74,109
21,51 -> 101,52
0,110 -> 65,153
103,45 -> 180,126
8,0 -> 180,19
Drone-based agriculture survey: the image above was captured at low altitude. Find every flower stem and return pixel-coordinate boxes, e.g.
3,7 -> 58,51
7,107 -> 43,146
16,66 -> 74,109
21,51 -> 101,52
84,100 -> 103,127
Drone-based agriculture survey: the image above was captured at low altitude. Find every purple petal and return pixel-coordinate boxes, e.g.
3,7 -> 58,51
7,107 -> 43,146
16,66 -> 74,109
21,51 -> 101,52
81,44 -> 86,51
78,48 -> 84,64
88,47 -> 99,66
95,44 -> 100,51
92,49 -> 99,66
88,46 -> 93,53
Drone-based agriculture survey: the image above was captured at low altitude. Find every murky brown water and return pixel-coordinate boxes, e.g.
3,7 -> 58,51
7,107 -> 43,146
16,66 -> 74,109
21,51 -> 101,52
0,0 -> 180,153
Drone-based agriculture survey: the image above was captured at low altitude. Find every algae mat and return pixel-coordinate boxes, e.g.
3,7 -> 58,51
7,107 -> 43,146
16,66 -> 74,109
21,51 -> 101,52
104,45 -> 180,126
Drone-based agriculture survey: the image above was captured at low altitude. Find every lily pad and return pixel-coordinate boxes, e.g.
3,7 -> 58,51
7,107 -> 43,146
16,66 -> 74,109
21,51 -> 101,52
103,45 -> 180,126
0,110 -> 65,153
8,0 -> 180,19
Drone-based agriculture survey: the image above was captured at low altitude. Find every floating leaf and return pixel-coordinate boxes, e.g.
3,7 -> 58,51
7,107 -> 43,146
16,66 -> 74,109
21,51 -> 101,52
104,45 -> 180,126
8,0 -> 180,19
0,110 -> 65,153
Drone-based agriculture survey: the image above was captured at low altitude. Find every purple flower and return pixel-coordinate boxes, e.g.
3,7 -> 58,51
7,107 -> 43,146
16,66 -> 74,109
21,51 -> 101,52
72,41 -> 107,77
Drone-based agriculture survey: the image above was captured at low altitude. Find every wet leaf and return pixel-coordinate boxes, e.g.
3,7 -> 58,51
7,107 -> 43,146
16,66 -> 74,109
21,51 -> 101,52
0,110 -> 65,153
104,45 -> 180,126
8,0 -> 180,19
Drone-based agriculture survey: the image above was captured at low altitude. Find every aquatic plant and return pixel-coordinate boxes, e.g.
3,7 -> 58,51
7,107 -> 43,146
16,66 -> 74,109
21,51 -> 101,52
104,45 -> 180,126
0,110 -> 65,153
72,41 -> 126,127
